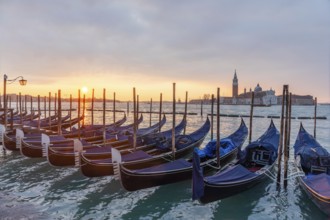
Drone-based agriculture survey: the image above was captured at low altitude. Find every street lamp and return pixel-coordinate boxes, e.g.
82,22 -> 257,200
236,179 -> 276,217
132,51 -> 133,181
3,74 -> 28,130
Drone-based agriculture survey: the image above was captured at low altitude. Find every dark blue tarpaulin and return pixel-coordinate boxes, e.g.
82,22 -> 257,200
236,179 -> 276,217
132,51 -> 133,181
239,120 -> 279,164
192,149 -> 204,200
205,164 -> 257,184
294,125 -> 329,170
304,173 -> 330,197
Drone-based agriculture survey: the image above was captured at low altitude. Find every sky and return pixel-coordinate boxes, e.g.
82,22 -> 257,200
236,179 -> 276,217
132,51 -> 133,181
0,0 -> 329,102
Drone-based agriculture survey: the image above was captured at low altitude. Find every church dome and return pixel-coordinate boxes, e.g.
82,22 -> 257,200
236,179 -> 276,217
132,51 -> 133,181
254,83 -> 262,92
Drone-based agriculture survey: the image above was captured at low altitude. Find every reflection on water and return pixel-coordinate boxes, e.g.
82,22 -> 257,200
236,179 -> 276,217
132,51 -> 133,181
0,103 -> 329,219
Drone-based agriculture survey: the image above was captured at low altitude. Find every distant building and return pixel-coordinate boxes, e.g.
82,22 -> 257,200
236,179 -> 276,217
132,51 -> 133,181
277,94 -> 314,105
237,83 -> 277,105
232,70 -> 238,98
189,70 -> 314,105
229,70 -> 277,105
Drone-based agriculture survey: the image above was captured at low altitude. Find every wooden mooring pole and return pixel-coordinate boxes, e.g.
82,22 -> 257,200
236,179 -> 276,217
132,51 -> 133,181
54,93 -> 57,116
30,95 -> 33,121
216,88 -> 221,167
25,95 -> 27,112
82,93 -> 86,127
172,83 -> 176,160
19,93 -> 22,125
283,86 -> 290,188
91,89 -> 94,126
77,90 -> 81,139
284,91 -> 292,188
58,90 -> 62,135
159,93 -> 163,133
69,94 -> 72,132
184,91 -> 188,135
37,95 -> 41,130
149,98 -> 152,127
48,92 -> 51,128
277,85 -> 288,188
248,92 -> 255,144
113,92 -> 116,124
103,89 -> 106,145
211,94 -> 214,140
44,96 -> 46,120
314,97 -> 317,139
133,88 -> 137,151
137,95 -> 139,129
15,94 -> 19,112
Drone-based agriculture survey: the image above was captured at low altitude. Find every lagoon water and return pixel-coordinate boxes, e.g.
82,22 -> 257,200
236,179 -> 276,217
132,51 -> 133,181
1,102 -> 329,219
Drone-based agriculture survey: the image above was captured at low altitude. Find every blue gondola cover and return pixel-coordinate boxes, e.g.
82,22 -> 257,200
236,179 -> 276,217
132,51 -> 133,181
304,173 -> 330,197
205,164 -> 257,184
192,149 -> 204,200
294,125 -> 329,170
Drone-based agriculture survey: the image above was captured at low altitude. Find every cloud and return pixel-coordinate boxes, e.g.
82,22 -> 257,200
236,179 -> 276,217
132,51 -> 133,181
0,0 -> 329,101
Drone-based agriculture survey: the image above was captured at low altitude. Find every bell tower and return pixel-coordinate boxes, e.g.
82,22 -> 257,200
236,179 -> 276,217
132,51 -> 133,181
232,70 -> 238,97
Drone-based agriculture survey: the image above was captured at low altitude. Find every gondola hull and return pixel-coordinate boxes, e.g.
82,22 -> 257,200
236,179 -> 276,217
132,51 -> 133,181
120,146 -> 237,191
48,148 -> 76,167
293,124 -> 330,216
81,136 -> 205,178
3,133 -> 18,151
21,141 -> 43,157
81,118 -> 207,178
192,120 -> 279,203
200,164 -> 274,203
296,174 -> 330,216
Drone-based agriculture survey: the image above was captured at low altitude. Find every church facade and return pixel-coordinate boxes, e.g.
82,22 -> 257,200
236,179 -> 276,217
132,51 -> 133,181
223,71 -> 277,105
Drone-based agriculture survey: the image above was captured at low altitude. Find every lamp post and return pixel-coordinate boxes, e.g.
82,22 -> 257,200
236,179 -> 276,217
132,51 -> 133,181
3,74 -> 27,130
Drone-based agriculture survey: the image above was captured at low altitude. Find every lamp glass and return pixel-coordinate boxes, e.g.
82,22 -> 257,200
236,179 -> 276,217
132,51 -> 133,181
19,79 -> 27,86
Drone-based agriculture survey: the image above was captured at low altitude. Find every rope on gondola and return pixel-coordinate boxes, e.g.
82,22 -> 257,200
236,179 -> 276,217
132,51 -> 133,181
260,167 -> 277,182
74,151 -> 80,167
284,171 -> 305,180
204,162 -> 221,170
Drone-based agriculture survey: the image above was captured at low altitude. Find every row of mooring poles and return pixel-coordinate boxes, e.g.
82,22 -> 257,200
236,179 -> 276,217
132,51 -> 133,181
276,85 -> 292,189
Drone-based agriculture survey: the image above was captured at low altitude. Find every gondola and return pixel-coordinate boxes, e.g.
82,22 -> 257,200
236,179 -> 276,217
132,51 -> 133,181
80,117 -> 207,178
46,115 -> 167,167
293,124 -> 330,216
192,120 -> 279,203
78,114 -> 143,143
119,118 -> 247,191
62,113 -> 127,139
16,115 -> 126,158
4,115 -> 81,146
